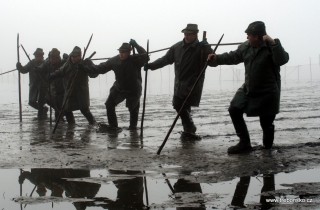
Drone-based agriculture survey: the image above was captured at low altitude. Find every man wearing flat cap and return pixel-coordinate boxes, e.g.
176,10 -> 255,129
50,46 -> 97,125
16,48 -> 48,118
85,40 -> 149,130
208,21 -> 289,154
145,23 -> 214,139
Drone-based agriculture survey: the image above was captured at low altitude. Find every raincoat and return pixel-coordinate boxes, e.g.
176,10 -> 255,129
149,39 -> 213,107
211,39 -> 289,116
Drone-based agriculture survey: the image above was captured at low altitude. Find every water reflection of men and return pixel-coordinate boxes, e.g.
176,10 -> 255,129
18,168 -> 101,209
174,178 -> 206,210
230,174 -> 275,209
108,170 -> 145,209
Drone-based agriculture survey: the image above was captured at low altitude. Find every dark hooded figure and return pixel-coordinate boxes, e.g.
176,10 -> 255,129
208,21 -> 289,154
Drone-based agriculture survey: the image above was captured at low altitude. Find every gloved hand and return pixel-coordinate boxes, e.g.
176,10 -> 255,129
199,39 -> 208,47
144,63 -> 150,71
16,62 -> 23,70
129,39 -> 138,48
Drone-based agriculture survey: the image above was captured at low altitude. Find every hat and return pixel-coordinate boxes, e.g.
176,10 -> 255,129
70,46 -> 82,56
181,23 -> 199,33
33,48 -> 44,56
118,43 -> 132,51
50,48 -> 60,57
245,21 -> 266,36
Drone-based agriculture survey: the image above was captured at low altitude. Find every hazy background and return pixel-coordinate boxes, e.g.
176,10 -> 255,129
1,0 -> 320,96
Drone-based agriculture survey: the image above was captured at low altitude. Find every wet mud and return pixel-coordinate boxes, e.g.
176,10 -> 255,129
1,81 -> 320,209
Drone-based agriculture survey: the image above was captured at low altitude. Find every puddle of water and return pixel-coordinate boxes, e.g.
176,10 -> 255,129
1,168 -> 320,209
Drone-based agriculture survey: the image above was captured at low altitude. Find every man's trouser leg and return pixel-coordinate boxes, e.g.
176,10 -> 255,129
28,85 -> 39,110
260,115 -> 276,149
129,102 -> 140,130
64,111 -> 75,124
105,89 -> 125,128
81,107 -> 96,125
174,97 -> 196,134
228,106 -> 252,154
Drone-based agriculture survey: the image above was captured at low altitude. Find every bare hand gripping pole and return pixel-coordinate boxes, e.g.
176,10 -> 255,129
157,33 -> 224,155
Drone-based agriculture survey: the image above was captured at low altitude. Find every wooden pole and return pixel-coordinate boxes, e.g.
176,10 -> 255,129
140,40 -> 149,137
17,34 -> 22,122
157,33 -> 224,155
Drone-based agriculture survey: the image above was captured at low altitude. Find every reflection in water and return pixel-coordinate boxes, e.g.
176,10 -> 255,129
10,168 -> 320,209
19,169 -> 101,210
231,174 -> 275,209
107,170 -> 145,209
174,178 -> 206,210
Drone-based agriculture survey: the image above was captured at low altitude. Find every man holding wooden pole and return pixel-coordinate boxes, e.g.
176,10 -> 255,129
144,23 -> 214,139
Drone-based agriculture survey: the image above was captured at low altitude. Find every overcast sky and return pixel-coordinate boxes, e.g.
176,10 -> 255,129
1,0 -> 320,96
1,0 -> 320,69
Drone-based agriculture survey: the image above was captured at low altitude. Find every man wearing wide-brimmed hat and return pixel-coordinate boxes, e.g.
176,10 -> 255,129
16,48 -> 48,118
145,23 -> 214,139
85,40 -> 149,130
208,21 -> 289,154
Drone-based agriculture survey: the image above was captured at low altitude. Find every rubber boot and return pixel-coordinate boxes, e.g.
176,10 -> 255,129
263,125 -> 275,149
107,107 -> 118,128
228,107 -> 252,154
129,107 -> 139,130
179,108 -> 197,134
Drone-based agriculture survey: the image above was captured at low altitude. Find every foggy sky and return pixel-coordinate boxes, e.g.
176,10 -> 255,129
1,0 -> 319,69
0,0 -> 320,96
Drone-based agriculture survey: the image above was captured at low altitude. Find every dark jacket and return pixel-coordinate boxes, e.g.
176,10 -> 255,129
38,60 -> 65,109
19,59 -> 44,103
149,39 -> 213,107
53,61 -> 97,111
210,39 -> 289,116
90,45 -> 149,98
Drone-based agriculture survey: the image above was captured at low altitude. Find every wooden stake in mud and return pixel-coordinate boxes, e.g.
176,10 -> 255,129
52,35 -> 94,134
140,39 -> 149,138
17,33 -> 22,122
157,33 -> 224,155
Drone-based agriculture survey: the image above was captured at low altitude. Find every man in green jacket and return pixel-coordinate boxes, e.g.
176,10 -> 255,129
208,21 -> 289,154
144,24 -> 213,138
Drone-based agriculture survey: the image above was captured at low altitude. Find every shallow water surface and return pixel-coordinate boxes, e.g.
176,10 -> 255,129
1,168 -> 320,209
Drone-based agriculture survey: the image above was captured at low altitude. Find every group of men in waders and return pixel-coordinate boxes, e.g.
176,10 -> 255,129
16,21 -> 289,154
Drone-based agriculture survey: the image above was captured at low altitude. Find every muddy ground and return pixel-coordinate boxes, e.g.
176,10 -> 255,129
1,81 -> 320,209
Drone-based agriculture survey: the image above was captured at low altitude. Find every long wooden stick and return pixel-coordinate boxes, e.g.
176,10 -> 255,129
0,68 -> 17,76
17,34 -> 22,122
52,50 -> 95,134
157,34 -> 224,155
91,42 -> 242,61
140,40 -> 149,137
